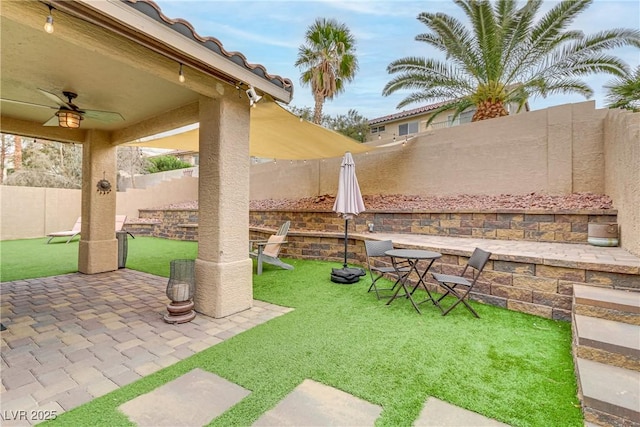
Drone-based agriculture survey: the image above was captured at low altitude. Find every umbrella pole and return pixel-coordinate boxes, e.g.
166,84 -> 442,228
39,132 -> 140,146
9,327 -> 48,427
343,218 -> 349,268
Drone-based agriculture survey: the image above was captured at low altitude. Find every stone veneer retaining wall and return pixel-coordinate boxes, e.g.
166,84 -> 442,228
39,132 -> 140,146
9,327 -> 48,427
251,209 -> 618,244
126,208 -> 618,244
121,208 -> 635,321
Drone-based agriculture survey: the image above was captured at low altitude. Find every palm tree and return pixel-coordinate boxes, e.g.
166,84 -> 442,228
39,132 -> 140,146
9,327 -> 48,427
382,0 -> 640,125
295,18 -> 358,124
604,66 -> 640,112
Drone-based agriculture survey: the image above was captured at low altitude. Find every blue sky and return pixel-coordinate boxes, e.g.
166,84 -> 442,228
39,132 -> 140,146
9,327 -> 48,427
153,0 -> 640,120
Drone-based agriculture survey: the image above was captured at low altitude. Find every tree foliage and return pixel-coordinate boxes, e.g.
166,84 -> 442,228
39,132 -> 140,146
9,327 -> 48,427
286,105 -> 369,142
295,18 -> 359,124
145,155 -> 192,173
117,146 -> 150,189
383,0 -> 640,125
4,139 -> 82,188
604,66 -> 640,112
328,109 -> 369,142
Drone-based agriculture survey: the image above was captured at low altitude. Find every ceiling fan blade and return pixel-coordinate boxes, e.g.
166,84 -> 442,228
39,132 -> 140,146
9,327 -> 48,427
83,109 -> 125,123
0,98 -> 58,110
38,88 -> 69,108
43,114 -> 60,126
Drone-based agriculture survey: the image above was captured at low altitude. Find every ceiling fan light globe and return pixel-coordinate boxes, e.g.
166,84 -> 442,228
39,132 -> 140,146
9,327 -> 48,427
56,110 -> 83,128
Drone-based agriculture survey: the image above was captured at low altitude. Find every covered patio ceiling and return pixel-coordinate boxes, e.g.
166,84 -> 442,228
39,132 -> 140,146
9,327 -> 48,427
0,0 -> 292,145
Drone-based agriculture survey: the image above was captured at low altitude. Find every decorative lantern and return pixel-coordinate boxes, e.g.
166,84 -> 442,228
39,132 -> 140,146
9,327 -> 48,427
164,259 -> 196,324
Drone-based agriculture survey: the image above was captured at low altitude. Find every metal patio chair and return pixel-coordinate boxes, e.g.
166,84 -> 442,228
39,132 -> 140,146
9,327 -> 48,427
364,240 -> 410,299
431,247 -> 492,318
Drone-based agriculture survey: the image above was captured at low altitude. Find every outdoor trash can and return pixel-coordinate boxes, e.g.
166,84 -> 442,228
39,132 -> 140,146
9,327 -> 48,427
116,230 -> 130,268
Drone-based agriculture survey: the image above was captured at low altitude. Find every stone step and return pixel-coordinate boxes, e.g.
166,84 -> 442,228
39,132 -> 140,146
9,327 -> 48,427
574,314 -> 640,372
573,285 -> 640,325
575,358 -> 640,427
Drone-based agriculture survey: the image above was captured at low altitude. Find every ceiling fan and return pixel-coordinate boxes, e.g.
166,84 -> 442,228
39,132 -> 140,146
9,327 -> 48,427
1,88 -> 124,129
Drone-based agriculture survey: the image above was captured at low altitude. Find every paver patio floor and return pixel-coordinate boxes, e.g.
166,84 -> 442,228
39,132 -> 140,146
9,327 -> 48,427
0,269 -> 292,426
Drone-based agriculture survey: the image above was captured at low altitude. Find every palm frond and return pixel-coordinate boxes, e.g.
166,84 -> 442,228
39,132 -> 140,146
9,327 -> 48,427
384,0 -> 639,115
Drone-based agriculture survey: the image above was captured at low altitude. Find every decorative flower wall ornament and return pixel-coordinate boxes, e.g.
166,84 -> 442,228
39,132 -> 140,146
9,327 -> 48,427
96,172 -> 112,195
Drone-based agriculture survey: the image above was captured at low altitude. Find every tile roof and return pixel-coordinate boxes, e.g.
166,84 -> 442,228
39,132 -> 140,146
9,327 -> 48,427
369,100 -> 450,125
126,0 -> 293,95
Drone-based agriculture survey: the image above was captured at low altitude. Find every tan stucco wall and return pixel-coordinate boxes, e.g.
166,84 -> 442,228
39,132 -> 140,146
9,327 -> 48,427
0,186 -> 81,240
117,177 -> 199,218
604,109 -> 640,257
0,177 -> 197,240
253,101 -> 607,199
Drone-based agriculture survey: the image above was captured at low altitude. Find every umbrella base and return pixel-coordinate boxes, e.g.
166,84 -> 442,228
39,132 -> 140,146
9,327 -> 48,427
331,267 -> 366,284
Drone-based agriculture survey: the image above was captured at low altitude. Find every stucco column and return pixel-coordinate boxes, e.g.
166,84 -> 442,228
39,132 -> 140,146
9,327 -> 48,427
195,94 -> 252,318
78,130 -> 118,274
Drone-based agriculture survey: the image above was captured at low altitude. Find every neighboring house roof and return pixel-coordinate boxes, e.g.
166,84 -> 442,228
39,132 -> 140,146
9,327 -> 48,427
369,100 -> 451,125
126,0 -> 293,97
369,97 -> 530,126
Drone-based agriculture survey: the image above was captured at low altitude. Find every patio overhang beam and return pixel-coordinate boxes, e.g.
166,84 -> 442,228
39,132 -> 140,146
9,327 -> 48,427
51,0 -> 293,104
1,116 -> 87,145
111,102 -> 199,146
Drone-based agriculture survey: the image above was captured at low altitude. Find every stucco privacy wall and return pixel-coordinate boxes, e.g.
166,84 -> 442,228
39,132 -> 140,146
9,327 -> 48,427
0,186 -> 82,240
251,101 -> 608,200
604,109 -> 640,256
0,177 -> 198,240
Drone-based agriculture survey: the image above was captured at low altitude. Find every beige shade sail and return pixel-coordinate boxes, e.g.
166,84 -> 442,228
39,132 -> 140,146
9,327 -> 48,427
126,101 -> 372,160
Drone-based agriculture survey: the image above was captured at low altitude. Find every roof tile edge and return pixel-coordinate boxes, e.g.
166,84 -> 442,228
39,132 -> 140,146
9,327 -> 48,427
125,0 -> 293,95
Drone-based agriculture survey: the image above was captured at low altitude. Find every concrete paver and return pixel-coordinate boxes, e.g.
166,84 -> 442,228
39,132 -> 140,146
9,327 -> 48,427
415,397 -> 510,426
253,379 -> 382,426
119,368 -> 250,427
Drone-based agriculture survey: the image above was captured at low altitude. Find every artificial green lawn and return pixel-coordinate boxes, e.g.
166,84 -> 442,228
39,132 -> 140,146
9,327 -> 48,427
1,237 -> 582,426
0,237 -> 198,281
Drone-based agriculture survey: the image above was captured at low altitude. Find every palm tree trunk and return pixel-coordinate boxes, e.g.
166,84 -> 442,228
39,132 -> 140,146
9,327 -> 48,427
472,100 -> 509,121
313,93 -> 324,125
13,135 -> 22,170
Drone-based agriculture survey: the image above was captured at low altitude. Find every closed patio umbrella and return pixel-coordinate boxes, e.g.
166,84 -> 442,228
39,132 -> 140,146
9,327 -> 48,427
331,152 -> 366,283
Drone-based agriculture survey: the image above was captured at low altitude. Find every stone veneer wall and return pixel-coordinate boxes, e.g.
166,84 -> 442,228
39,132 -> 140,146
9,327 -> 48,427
126,209 -> 616,244
126,208 -> 618,244
250,209 -> 618,244
126,209 -> 198,241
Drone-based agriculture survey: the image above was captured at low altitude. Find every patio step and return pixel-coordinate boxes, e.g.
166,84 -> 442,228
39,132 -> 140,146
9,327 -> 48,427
575,358 -> 640,427
573,284 -> 640,326
574,314 -> 639,372
572,285 -> 640,427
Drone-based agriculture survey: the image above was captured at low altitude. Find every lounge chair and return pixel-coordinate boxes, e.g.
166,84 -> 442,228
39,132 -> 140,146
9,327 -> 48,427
47,215 -> 128,244
46,217 -> 82,244
249,221 -> 294,275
